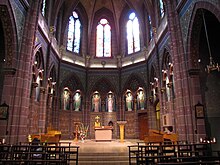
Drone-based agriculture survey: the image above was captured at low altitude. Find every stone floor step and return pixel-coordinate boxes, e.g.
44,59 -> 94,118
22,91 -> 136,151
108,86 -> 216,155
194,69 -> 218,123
79,152 -> 128,156
79,155 -> 128,161
78,152 -> 129,164
78,160 -> 129,165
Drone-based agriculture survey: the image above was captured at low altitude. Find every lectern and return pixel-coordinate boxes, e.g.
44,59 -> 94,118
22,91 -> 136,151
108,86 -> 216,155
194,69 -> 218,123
117,121 -> 127,142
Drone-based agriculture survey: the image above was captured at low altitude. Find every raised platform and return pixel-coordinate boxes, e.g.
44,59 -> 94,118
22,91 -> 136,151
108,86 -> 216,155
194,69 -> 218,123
60,139 -> 140,164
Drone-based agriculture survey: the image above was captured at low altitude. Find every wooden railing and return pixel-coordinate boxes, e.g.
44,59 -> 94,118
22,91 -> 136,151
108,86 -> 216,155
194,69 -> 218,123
128,142 -> 220,165
0,143 -> 79,165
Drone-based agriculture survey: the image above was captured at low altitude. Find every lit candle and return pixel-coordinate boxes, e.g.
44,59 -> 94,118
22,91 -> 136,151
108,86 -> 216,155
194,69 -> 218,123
213,137 -> 216,143
200,138 -> 203,143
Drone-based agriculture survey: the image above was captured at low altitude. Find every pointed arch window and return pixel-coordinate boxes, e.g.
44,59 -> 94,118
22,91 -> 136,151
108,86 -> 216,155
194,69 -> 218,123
148,15 -> 153,41
67,11 -> 81,54
41,0 -> 46,16
127,12 -> 140,55
159,0 -> 165,18
96,18 -> 111,57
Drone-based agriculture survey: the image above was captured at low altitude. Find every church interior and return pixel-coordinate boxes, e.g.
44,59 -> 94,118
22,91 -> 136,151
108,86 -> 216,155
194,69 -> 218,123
0,0 -> 220,164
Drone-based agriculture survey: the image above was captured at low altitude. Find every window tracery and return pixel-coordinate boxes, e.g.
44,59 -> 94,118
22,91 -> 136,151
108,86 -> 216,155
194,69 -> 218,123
41,0 -> 46,16
148,15 -> 153,41
127,12 -> 140,55
96,18 -> 111,57
67,11 -> 81,54
159,0 -> 165,18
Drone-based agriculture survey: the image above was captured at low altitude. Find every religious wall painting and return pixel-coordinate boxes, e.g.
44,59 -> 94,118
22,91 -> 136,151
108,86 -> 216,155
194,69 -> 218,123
136,87 -> 145,110
125,89 -> 133,111
73,90 -> 81,111
106,91 -> 115,112
92,91 -> 101,112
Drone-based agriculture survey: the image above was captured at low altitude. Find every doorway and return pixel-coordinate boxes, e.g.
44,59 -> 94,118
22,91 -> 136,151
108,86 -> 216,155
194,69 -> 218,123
138,112 -> 149,140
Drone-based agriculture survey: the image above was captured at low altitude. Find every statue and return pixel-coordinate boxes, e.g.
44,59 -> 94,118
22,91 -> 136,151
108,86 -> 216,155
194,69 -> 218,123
125,90 -> 133,111
92,91 -> 100,112
63,89 -> 70,110
107,91 -> 114,112
137,88 -> 145,110
73,91 -> 81,111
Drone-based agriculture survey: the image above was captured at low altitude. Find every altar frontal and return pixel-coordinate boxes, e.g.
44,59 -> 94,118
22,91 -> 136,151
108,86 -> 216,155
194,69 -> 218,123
94,116 -> 113,141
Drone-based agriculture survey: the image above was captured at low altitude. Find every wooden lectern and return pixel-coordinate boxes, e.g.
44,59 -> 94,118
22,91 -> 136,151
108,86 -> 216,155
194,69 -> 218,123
117,121 -> 127,142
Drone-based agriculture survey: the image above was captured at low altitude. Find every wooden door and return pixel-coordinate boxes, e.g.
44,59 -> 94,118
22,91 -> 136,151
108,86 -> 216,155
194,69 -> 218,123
138,113 -> 149,140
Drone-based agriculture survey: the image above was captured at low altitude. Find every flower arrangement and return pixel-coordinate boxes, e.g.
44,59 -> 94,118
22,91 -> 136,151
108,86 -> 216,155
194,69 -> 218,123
78,123 -> 89,141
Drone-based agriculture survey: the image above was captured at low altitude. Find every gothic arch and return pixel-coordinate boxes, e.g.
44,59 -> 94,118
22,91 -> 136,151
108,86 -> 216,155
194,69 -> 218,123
187,2 -> 220,70
90,7 -> 117,58
61,2 -> 88,50
90,77 -> 115,100
60,73 -> 84,94
187,2 -> 220,148
0,5 -> 17,68
161,48 -> 172,70
119,4 -> 144,57
47,65 -> 57,94
122,74 -> 146,94
143,0 -> 155,28
32,48 -> 45,82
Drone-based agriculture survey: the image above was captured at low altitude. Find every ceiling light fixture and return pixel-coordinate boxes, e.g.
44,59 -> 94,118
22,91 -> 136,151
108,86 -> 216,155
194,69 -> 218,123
202,9 -> 219,73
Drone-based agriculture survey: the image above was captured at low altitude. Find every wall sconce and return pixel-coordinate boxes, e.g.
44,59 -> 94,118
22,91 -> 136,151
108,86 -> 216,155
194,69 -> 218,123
201,9 -> 219,73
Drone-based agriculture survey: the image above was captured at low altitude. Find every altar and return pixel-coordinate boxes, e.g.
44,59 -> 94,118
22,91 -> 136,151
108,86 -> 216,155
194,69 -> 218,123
95,126 -> 113,141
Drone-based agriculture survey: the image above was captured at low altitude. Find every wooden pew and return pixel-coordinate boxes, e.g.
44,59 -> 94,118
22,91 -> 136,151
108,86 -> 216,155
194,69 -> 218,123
144,129 -> 178,144
0,144 -> 79,165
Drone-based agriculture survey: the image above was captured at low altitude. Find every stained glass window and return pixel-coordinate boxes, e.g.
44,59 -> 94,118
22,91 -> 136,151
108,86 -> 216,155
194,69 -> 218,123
96,18 -> 111,57
159,0 -> 165,18
148,15 -> 153,41
41,0 -> 46,16
67,11 -> 81,54
127,12 -> 140,55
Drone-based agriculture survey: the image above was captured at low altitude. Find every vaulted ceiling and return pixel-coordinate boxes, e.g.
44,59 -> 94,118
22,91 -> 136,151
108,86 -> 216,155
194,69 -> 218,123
51,0 -> 155,32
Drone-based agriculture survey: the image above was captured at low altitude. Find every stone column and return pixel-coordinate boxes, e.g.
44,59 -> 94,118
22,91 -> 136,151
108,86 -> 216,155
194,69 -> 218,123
165,0 -> 195,141
28,82 -> 38,134
39,87 -> 46,133
8,1 -> 41,143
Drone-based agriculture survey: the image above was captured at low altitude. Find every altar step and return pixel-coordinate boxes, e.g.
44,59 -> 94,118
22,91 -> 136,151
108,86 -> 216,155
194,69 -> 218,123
78,152 -> 130,165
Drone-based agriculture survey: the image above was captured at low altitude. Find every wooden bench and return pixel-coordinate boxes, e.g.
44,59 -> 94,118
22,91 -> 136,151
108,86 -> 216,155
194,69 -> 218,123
128,142 -> 219,165
0,144 -> 79,165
